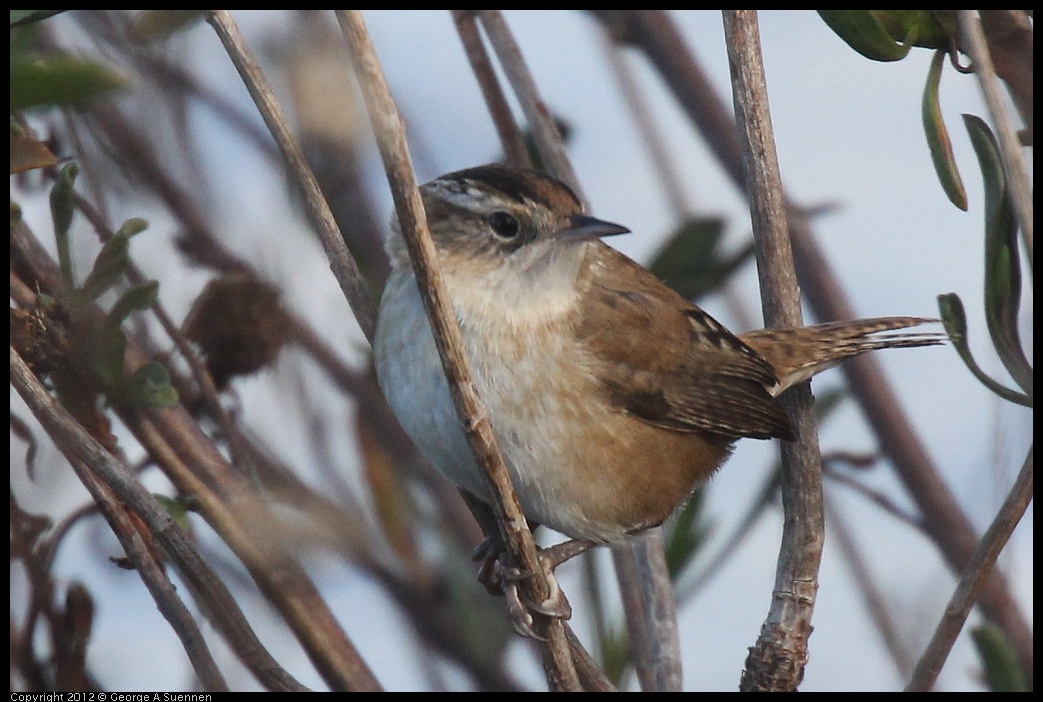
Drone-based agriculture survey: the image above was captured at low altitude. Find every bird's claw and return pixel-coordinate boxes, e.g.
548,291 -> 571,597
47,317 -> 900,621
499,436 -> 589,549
496,558 -> 572,639
473,538 -> 579,638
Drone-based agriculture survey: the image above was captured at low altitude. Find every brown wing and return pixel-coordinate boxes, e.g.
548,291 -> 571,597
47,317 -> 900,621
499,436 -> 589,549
575,244 -> 794,441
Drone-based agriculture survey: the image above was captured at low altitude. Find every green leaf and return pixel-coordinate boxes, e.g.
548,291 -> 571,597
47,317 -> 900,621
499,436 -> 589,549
872,11 -> 958,51
597,625 -> 632,688
663,487 -> 711,582
10,53 -> 126,111
93,280 -> 159,392
648,217 -> 751,302
819,11 -> 958,60
80,219 -> 149,301
937,293 -> 1030,406
118,362 -> 180,408
93,323 -> 128,393
8,25 -> 36,67
152,493 -> 193,534
972,622 -> 1030,692
106,281 -> 159,328
49,162 -> 78,240
115,217 -> 150,239
922,50 -> 967,210
49,162 -> 79,291
10,10 -> 66,28
818,11 -> 911,61
963,115 -> 1032,396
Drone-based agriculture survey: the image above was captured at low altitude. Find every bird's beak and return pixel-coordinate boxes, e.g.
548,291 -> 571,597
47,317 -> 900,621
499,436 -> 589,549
558,214 -> 631,242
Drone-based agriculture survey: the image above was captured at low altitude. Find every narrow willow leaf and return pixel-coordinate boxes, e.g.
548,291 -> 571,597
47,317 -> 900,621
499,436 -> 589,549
49,163 -> 79,291
963,115 -> 1032,396
105,281 -> 159,328
937,294 -> 1031,406
663,488 -> 710,582
597,626 -> 632,688
972,623 -> 1030,692
922,50 -> 967,210
80,237 -> 130,301
80,221 -> 148,301
9,10 -> 66,28
94,324 -> 128,393
10,55 -> 126,111
115,217 -> 149,238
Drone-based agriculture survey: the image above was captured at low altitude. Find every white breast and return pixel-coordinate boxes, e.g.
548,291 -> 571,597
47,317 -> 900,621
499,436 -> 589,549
373,246 -> 605,537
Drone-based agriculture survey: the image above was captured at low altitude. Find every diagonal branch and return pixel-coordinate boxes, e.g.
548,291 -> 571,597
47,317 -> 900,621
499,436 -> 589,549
907,445 -> 1033,691
477,11 -> 583,200
205,10 -> 376,342
470,11 -> 681,689
10,343 -> 228,691
452,11 -> 529,169
11,215 -> 381,692
10,346 -> 307,692
334,9 -> 581,690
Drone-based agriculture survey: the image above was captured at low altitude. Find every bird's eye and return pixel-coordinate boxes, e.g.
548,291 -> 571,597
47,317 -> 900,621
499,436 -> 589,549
488,211 -> 520,239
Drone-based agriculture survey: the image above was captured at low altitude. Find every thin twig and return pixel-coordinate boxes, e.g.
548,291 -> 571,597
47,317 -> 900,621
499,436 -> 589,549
476,11 -> 582,199
723,11 -> 824,692
675,470 -> 778,603
334,9 -> 580,690
70,70 -> 498,686
600,35 -> 691,218
976,11 -> 1033,141
467,11 -> 682,689
205,10 -> 377,342
452,11 -> 530,168
564,625 -> 618,692
598,25 -> 759,340
10,346 -> 306,692
612,528 -> 682,691
907,445 -> 1033,691
958,10 -> 1033,267
69,445 -> 230,690
11,217 -> 381,692
823,465 -> 926,532
9,429 -> 220,688
826,503 -> 915,679
125,410 -> 380,691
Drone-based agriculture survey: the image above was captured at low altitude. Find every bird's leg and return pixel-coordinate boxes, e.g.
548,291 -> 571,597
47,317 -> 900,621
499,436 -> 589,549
491,538 -> 596,637
459,489 -> 597,637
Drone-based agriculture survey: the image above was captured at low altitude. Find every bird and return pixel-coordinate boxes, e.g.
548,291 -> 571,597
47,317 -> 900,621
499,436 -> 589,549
373,163 -> 943,601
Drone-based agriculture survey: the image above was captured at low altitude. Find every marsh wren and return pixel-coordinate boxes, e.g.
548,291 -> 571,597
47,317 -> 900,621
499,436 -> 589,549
374,164 -> 942,550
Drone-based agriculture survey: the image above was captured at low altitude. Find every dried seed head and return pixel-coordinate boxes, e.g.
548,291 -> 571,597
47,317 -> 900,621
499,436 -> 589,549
184,274 -> 291,389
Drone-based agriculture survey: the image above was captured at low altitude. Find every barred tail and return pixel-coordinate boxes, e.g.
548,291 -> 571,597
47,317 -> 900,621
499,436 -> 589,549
739,317 -> 946,396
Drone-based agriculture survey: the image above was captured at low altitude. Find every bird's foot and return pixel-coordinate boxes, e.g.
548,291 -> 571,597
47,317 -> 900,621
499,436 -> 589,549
472,536 -> 596,638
